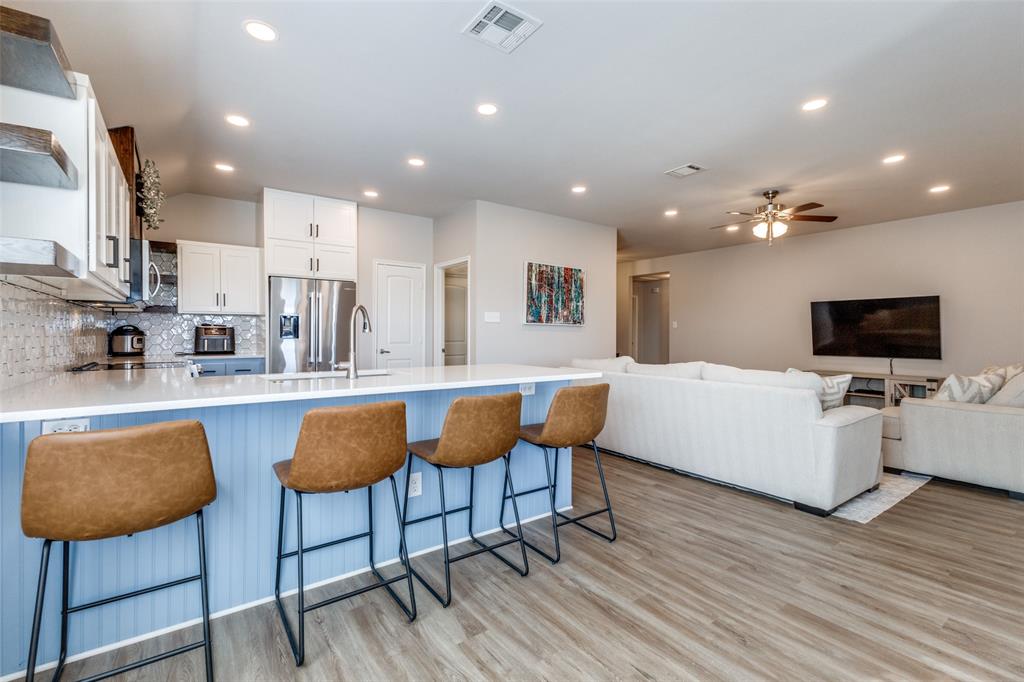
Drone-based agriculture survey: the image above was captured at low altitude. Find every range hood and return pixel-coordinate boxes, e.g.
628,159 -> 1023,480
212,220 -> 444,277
0,235 -> 80,277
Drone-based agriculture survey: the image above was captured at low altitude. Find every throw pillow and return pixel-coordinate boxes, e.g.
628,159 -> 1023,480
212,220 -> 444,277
988,371 -> 1024,407
786,369 -> 852,409
626,361 -> 704,380
570,356 -> 634,373
934,372 -> 1006,403
981,363 -> 1024,385
702,363 -> 824,395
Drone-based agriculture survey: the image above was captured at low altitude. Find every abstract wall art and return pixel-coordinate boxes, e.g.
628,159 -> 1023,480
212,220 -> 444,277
524,261 -> 585,325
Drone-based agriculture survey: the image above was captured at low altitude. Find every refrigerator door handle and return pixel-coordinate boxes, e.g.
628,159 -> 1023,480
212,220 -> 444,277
308,291 -> 317,364
317,291 -> 324,363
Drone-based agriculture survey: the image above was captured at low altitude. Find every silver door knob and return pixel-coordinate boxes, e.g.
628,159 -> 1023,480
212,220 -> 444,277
379,349 -> 391,354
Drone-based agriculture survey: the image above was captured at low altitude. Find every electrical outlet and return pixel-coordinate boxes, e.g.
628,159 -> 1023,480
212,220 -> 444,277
408,471 -> 422,497
41,418 -> 90,434
519,382 -> 535,396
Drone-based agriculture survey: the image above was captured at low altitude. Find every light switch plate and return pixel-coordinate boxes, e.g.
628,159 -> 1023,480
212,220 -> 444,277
519,383 -> 535,396
408,471 -> 422,497
484,312 -> 501,323
672,321 -> 678,329
42,418 -> 90,434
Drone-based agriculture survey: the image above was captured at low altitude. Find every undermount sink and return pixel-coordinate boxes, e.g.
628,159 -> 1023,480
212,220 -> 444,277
264,369 -> 392,382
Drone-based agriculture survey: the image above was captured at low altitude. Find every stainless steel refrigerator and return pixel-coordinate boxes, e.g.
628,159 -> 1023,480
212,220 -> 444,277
268,277 -> 357,374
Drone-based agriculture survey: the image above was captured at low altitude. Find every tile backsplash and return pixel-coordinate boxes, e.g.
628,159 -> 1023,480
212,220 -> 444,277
110,312 -> 265,356
0,279 -> 108,391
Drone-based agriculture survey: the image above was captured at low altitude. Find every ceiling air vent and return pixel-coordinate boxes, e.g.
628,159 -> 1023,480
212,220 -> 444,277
664,163 -> 707,179
462,2 -> 543,54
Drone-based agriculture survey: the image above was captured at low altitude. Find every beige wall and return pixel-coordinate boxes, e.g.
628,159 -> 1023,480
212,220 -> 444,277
618,201 -> 1024,377
472,201 -> 617,366
158,193 -> 258,246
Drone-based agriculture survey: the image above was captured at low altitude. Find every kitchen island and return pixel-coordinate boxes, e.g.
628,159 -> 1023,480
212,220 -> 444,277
0,364 -> 600,679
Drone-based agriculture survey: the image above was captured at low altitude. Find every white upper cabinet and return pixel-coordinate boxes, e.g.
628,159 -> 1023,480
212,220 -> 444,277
1,72 -> 130,301
263,189 -> 315,242
178,241 -> 263,315
313,197 -> 357,246
259,188 -> 358,281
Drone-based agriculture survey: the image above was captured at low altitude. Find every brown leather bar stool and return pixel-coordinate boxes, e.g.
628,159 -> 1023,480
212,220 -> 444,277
402,392 -> 529,607
273,401 -> 415,667
501,383 -> 615,564
22,420 -> 217,682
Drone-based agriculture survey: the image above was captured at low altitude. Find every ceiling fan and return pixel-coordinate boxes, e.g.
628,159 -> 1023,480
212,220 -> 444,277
709,190 -> 837,246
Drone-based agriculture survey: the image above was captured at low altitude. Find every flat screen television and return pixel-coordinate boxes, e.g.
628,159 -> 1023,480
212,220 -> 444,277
811,296 -> 941,359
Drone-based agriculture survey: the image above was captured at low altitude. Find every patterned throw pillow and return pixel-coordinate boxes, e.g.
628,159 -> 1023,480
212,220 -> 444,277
981,363 -> 1024,384
785,369 -> 852,410
935,372 -> 1007,403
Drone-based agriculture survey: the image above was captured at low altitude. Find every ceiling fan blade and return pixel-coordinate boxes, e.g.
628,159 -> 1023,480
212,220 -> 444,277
726,211 -> 757,216
709,218 -> 760,230
780,202 -> 823,214
786,214 -> 838,222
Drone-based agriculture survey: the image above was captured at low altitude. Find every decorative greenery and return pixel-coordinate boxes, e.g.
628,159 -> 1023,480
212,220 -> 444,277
138,159 -> 166,230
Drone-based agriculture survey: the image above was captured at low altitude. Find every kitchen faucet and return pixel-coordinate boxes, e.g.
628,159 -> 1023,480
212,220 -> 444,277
347,305 -> 372,379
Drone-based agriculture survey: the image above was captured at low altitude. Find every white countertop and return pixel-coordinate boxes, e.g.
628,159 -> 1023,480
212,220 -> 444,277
0,364 -> 601,423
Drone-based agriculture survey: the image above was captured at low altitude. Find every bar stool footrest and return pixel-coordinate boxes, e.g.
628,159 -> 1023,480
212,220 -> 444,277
77,641 -> 206,682
555,508 -> 616,542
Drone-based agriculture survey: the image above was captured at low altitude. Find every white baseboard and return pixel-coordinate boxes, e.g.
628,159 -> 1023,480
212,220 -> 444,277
3,506 -> 572,682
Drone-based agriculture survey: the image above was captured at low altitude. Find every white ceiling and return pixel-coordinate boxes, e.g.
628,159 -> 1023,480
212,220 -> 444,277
11,1 -> 1024,259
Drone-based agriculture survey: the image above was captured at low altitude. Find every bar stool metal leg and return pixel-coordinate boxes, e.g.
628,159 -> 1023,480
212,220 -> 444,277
25,540 -> 51,682
469,457 -> 530,575
553,441 -> 617,542
274,486 -> 305,666
500,445 -> 561,564
196,509 -> 214,681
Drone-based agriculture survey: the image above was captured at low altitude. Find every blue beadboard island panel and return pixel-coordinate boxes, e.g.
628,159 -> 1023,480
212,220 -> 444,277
0,381 -> 571,678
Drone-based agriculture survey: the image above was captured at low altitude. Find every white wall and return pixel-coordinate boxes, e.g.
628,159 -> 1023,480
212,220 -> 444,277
618,201 -> 1024,377
472,201 -> 617,366
158,193 -> 257,246
356,207 -> 434,368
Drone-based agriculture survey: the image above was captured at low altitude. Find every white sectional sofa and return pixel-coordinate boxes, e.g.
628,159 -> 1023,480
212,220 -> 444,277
572,359 -> 883,515
883,399 -> 1024,498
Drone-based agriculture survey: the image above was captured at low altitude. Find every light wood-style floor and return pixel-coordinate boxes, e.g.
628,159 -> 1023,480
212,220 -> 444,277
33,448 -> 1024,681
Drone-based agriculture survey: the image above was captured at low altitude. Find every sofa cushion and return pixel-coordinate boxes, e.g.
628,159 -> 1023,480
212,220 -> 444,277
988,371 -> 1024,407
935,372 -> 1006,403
788,370 -> 852,409
570,356 -> 633,373
880,406 -> 902,440
702,363 -> 824,394
626,361 -> 704,380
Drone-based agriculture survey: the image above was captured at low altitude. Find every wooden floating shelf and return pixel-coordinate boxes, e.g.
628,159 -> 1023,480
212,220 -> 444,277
0,6 -> 76,99
0,122 -> 78,189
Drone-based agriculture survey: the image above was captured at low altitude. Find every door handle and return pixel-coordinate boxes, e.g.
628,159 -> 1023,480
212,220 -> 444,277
379,349 -> 391,354
104,235 -> 119,268
308,292 -> 316,364
309,257 -> 314,272
309,223 -> 313,237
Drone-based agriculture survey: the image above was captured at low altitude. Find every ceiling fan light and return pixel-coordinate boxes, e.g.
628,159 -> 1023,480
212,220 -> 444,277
773,220 -> 789,237
753,222 -> 769,239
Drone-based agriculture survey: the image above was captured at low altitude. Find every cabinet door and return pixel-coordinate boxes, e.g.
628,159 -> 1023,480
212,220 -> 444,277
314,243 -> 357,280
178,242 -> 222,313
313,197 -> 357,246
265,190 -> 315,242
226,358 -> 265,375
220,246 -> 261,314
88,99 -> 117,284
195,362 -> 227,377
111,145 -> 131,291
266,238 -> 316,278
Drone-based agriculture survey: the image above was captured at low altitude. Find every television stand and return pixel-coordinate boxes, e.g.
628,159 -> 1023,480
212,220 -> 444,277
807,369 -> 943,408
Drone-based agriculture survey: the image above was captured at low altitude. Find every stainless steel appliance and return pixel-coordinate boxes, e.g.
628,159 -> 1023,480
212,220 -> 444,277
194,324 -> 236,354
129,239 -> 161,304
268,277 -> 357,374
108,325 -> 145,356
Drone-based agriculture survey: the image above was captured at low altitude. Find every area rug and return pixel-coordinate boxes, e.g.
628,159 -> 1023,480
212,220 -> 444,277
832,472 -> 931,523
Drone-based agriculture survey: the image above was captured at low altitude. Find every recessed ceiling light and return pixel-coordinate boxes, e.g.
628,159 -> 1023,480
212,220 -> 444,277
407,157 -> 425,167
801,98 -> 828,112
477,103 -> 498,116
363,190 -> 378,198
243,20 -> 277,42
225,114 -> 250,127
571,185 -> 587,194
882,153 -> 905,164
929,184 -> 950,193
664,209 -> 678,217
214,163 -> 234,172
726,225 -> 740,232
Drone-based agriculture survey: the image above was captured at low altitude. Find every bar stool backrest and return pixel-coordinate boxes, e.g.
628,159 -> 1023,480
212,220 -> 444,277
432,392 -> 522,468
289,401 -> 407,492
536,383 -> 611,447
22,420 -> 216,541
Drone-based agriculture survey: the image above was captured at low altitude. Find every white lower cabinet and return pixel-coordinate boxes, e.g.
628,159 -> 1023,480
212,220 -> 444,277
178,241 -> 263,315
314,243 -> 356,280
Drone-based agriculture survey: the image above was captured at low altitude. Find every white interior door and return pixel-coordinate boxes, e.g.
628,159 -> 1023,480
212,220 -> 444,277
374,262 -> 425,370
443,277 -> 468,365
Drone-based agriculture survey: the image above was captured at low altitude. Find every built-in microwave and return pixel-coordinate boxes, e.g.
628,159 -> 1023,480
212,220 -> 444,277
129,239 -> 161,304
